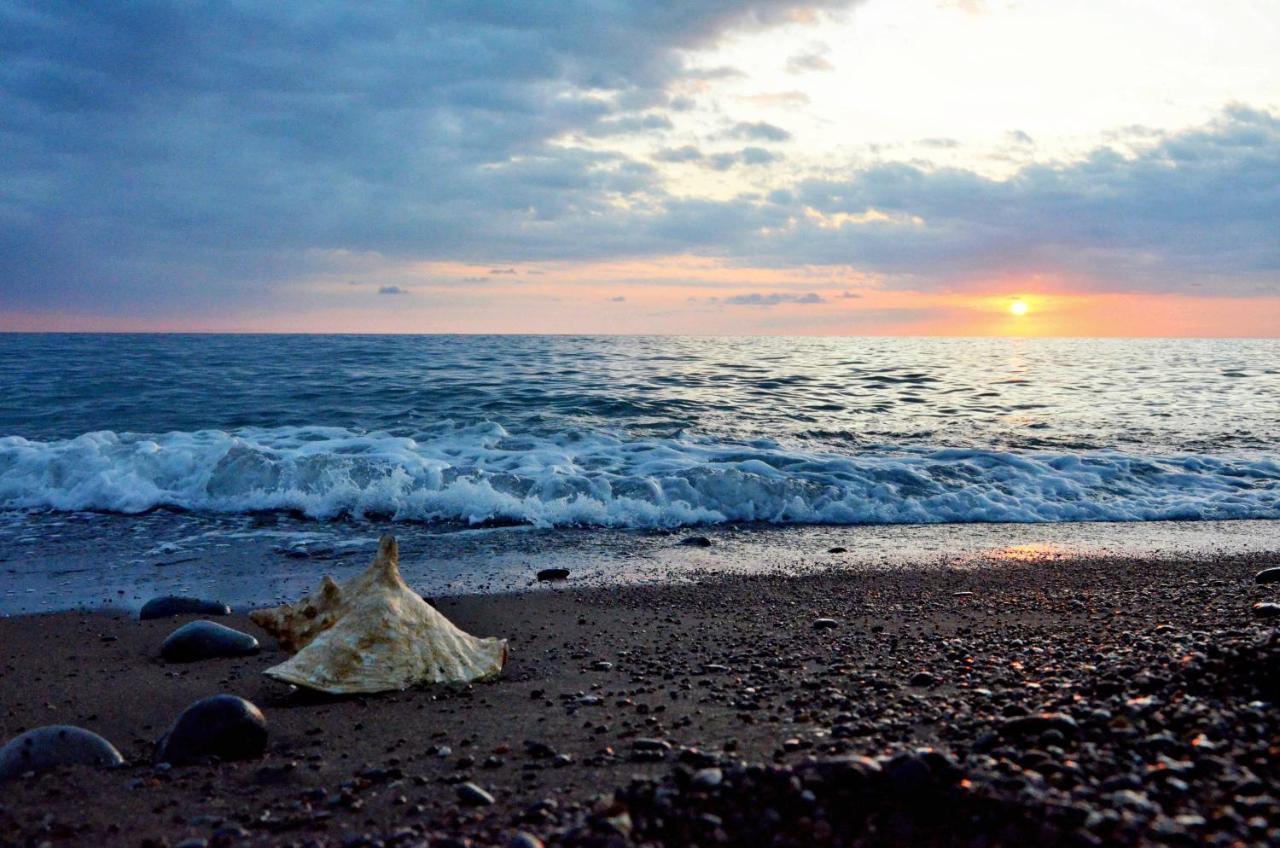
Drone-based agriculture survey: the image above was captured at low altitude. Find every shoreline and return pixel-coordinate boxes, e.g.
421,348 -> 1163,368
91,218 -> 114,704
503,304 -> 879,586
5,513 -> 1280,616
2,547 -> 1279,846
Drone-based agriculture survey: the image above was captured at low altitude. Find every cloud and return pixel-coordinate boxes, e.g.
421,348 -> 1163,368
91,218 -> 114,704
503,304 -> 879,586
584,114 -> 675,137
653,145 -> 704,163
839,290 -> 862,298
722,291 -> 826,305
609,295 -> 627,302
786,48 -> 833,73
729,121 -> 793,142
628,106 -> 1280,296
766,106 -> 1280,292
489,268 -> 518,275
377,285 -> 409,295
0,0 -> 858,313
707,146 -> 784,170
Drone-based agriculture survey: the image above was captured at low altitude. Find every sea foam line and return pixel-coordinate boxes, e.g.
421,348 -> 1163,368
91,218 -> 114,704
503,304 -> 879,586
0,425 -> 1276,528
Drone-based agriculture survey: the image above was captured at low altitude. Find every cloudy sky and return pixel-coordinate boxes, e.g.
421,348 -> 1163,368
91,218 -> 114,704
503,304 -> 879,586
1,0 -> 1277,335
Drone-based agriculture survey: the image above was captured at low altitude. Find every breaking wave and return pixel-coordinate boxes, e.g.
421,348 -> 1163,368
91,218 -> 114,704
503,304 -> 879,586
0,424 -> 1276,528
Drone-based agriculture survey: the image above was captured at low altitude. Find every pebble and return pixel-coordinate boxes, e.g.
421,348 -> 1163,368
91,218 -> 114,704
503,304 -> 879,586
509,833 -> 544,848
155,695 -> 268,765
680,536 -> 713,547
0,725 -> 124,780
826,547 -> 848,554
536,568 -> 570,582
812,618 -> 839,630
908,671 -> 939,687
139,596 -> 232,620
1000,712 -> 1079,738
1251,601 -> 1280,619
457,781 -> 495,806
160,620 -> 260,662
1255,566 -> 1280,584
590,660 -> 614,671
692,767 -> 723,789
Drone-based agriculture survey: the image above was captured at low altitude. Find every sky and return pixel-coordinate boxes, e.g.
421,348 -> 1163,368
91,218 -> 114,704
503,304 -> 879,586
1,0 -> 1278,336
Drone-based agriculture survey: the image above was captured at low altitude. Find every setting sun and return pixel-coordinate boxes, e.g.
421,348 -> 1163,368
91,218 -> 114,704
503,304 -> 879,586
1010,300 -> 1029,316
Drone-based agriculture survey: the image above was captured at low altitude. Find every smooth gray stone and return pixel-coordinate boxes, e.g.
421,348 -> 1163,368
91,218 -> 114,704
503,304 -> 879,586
161,620 -> 259,662
140,596 -> 231,620
457,781 -> 495,806
1255,567 -> 1280,584
156,695 -> 268,765
0,725 -> 124,780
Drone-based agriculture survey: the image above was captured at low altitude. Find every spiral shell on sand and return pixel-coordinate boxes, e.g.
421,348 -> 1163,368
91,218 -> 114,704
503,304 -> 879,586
250,535 -> 507,694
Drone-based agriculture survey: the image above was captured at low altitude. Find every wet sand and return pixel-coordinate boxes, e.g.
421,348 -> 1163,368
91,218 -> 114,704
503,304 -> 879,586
2,548 -> 1279,846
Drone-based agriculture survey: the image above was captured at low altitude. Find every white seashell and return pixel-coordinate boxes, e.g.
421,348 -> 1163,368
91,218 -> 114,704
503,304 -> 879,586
250,535 -> 507,694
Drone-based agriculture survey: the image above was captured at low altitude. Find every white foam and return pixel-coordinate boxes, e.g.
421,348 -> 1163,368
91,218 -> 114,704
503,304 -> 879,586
0,426 -> 1276,528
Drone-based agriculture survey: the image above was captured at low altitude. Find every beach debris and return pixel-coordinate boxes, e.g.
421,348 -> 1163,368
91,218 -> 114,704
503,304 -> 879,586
680,535 -> 713,547
812,617 -> 839,630
0,725 -> 124,780
140,595 -> 231,620
250,535 -> 507,694
536,567 -> 570,582
457,781 -> 496,806
160,620 -> 260,663
1255,566 -> 1280,584
156,695 -> 268,765
1251,601 -> 1280,619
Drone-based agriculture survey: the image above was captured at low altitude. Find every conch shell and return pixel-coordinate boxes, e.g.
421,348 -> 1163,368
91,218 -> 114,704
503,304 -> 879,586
250,535 -> 507,694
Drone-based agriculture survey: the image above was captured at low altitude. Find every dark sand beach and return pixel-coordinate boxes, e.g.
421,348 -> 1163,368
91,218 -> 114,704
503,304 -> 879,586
3,546 -> 1279,847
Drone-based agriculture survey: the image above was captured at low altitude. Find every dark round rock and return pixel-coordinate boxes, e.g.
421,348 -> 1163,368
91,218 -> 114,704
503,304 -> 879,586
908,671 -> 939,687
826,546 -> 848,554
536,568 -> 570,582
160,620 -> 260,663
1251,601 -> 1280,619
509,833 -> 544,848
0,725 -> 124,780
140,596 -> 231,620
680,535 -> 713,547
457,781 -> 495,806
1254,567 -> 1280,584
1000,712 -> 1079,738
812,618 -> 839,630
156,695 -> 268,765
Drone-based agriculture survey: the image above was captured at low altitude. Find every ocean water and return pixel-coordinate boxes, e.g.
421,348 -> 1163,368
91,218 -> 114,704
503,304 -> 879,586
0,334 -> 1277,529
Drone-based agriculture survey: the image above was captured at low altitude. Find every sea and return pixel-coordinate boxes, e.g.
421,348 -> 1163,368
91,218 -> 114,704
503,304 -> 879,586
0,334 -> 1277,612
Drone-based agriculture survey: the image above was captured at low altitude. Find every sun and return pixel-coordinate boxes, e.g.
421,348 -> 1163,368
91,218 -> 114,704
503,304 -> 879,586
1009,300 -> 1029,316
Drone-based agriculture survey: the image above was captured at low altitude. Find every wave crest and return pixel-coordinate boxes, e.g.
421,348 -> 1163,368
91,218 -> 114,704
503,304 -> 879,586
1,426 -> 1276,527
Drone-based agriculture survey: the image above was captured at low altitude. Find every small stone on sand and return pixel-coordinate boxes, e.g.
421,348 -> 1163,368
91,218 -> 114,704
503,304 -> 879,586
160,620 -> 260,662
156,695 -> 268,765
139,596 -> 232,620
0,725 -> 124,780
